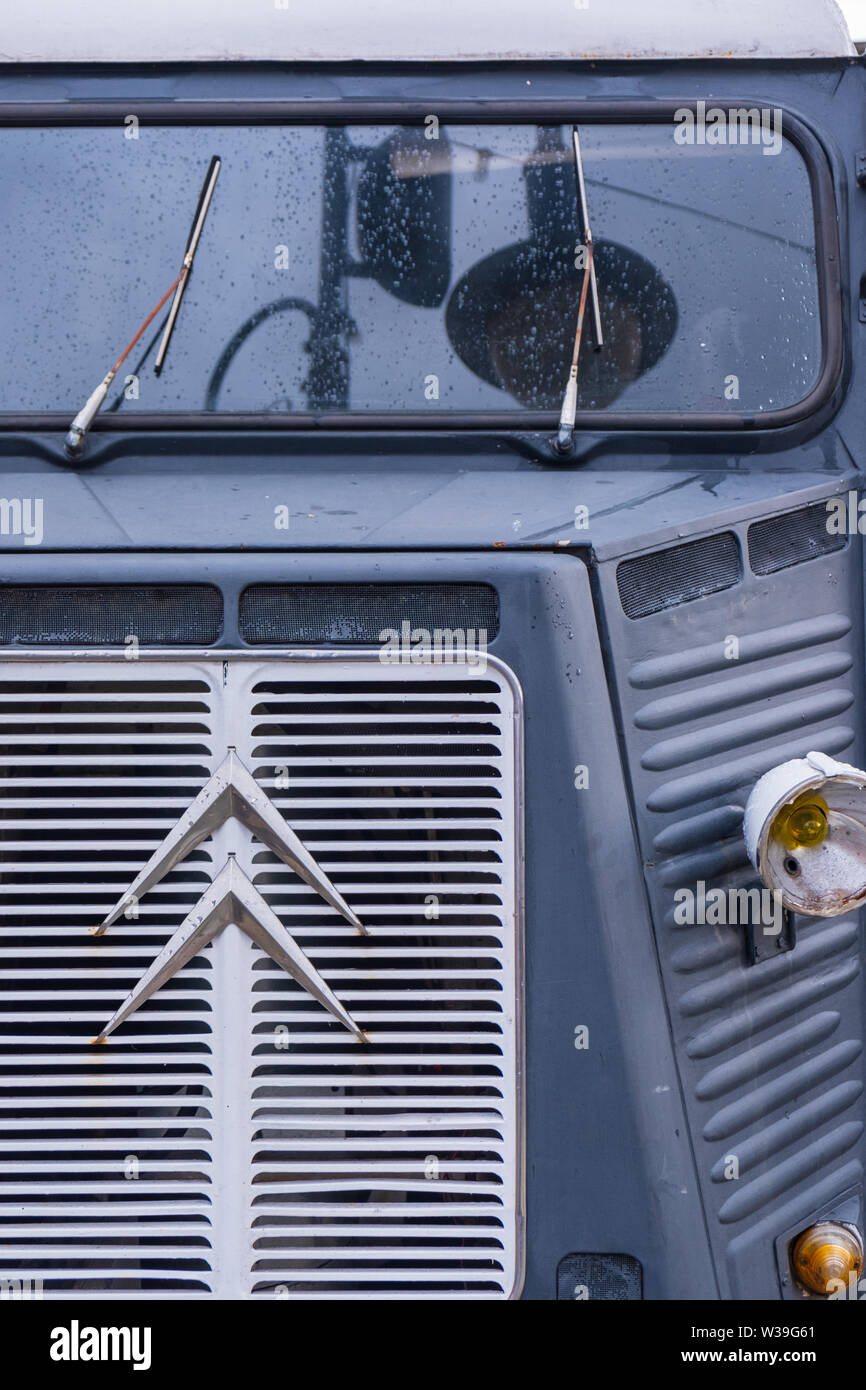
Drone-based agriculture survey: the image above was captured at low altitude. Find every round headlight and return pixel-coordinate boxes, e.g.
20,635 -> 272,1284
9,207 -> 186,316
744,751 -> 866,916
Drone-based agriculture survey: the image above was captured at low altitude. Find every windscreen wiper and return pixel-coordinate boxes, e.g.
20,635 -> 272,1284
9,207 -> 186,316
64,155 -> 221,459
572,129 -> 603,352
554,128 -> 603,457
154,155 -> 221,373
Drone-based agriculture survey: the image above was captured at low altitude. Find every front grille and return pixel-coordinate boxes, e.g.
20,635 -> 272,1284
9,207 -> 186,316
0,654 -> 521,1299
0,673 -> 215,1295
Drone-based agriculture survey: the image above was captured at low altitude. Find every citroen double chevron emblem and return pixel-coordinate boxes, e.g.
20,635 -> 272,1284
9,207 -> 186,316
91,750 -> 368,1044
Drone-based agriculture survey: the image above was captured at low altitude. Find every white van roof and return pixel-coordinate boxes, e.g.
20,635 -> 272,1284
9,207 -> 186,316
0,0 -> 857,63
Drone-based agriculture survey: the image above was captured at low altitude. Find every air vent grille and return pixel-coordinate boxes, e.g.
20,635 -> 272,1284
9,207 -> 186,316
246,665 -> 520,1297
0,586 -> 223,646
617,534 -> 740,620
556,1253 -> 642,1300
240,584 -> 499,645
748,503 -> 848,575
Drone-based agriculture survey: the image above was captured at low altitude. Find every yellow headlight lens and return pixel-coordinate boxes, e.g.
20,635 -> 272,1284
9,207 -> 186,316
771,793 -> 829,851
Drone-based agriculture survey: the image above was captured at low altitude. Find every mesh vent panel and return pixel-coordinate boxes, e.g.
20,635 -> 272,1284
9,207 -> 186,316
0,586 -> 223,646
748,503 -> 848,575
617,534 -> 740,620
240,584 -> 499,645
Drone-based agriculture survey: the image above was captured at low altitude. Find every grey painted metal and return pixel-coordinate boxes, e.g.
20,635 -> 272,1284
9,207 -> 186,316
0,549 -> 726,1298
0,0 -> 855,62
595,498 -> 866,1300
0,458 -> 856,559
3,49 -> 866,1300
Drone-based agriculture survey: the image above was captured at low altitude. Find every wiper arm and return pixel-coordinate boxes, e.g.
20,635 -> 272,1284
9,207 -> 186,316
64,155 -> 221,460
63,275 -> 181,459
554,128 -> 604,457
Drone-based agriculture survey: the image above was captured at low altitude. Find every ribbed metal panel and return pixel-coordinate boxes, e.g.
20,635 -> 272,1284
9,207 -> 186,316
600,537 -> 865,1297
633,611 -> 861,1195
0,654 -> 522,1299
631,611 -> 863,1225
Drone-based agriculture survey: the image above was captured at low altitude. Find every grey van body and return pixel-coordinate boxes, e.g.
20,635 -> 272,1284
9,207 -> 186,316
0,3 -> 863,1300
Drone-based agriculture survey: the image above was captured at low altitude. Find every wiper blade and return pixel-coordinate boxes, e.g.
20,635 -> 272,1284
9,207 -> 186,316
554,128 -> 604,457
154,155 -> 221,374
572,129 -> 603,351
64,155 -> 221,459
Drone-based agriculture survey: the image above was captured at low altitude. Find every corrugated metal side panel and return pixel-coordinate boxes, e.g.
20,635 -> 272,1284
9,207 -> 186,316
599,519 -> 865,1298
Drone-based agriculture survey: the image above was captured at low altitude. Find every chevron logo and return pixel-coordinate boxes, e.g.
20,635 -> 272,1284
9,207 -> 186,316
91,750 -> 368,1043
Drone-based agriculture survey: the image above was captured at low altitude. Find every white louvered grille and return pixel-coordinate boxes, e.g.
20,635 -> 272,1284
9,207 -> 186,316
0,668 -> 216,1296
244,661 -> 521,1298
0,654 -> 522,1299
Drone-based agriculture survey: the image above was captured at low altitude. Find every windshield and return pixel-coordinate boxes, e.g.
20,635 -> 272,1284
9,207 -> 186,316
0,118 -> 822,419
